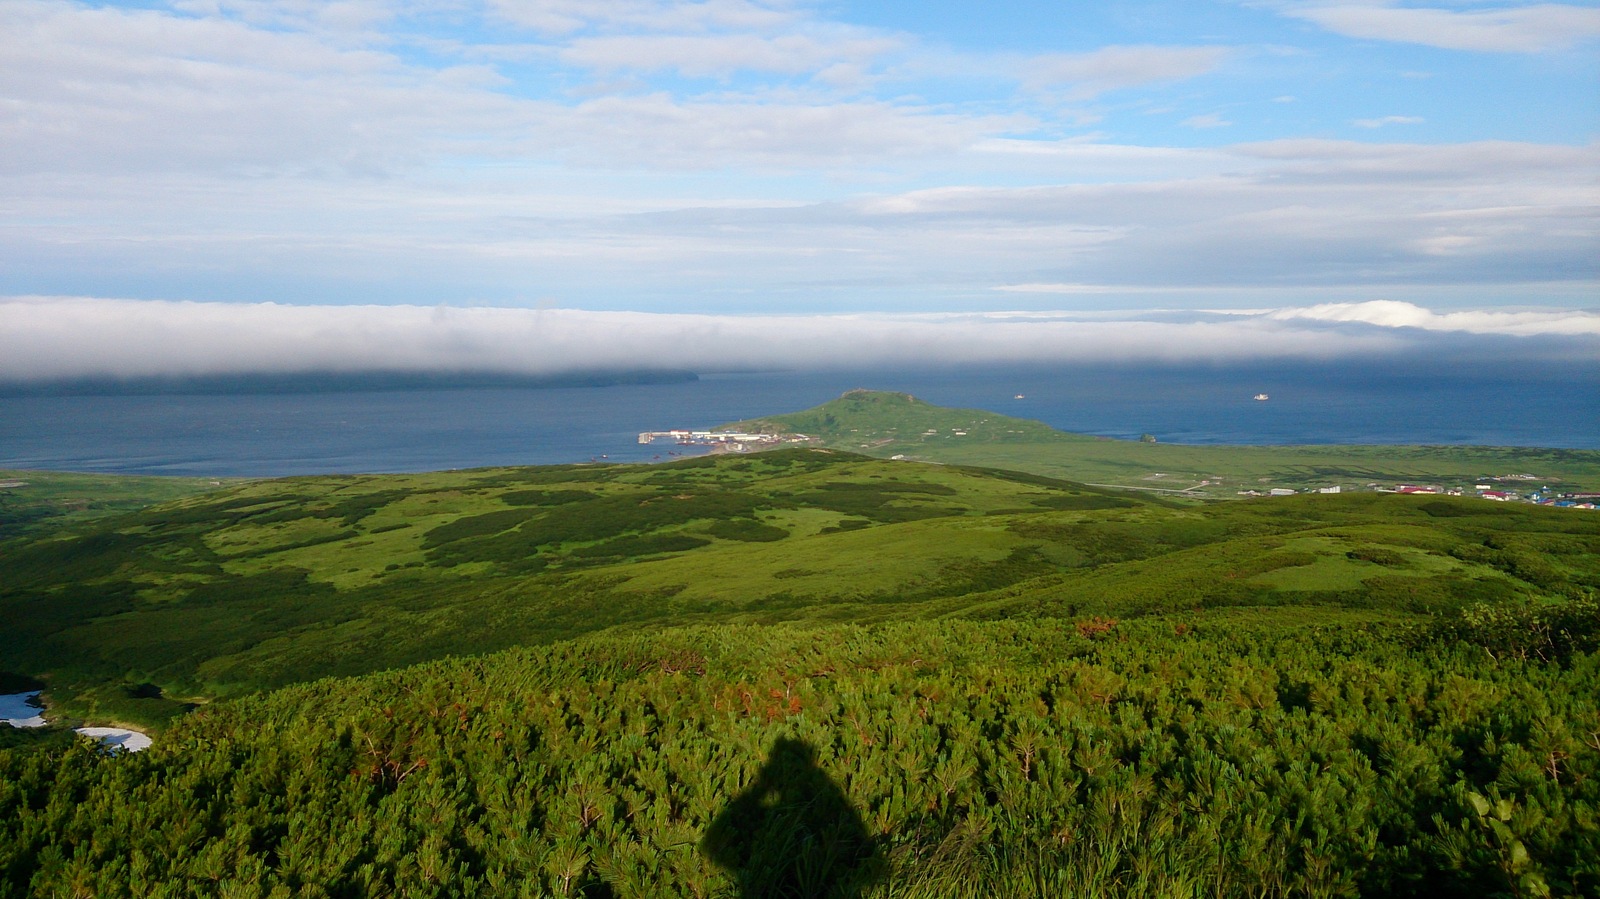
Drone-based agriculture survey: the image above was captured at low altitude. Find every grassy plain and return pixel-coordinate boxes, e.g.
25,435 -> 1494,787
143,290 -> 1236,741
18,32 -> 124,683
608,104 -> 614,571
730,389 -> 1600,495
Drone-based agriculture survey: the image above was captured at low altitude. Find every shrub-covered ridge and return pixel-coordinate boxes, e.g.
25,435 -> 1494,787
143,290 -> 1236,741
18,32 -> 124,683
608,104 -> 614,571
2,613 -> 1596,898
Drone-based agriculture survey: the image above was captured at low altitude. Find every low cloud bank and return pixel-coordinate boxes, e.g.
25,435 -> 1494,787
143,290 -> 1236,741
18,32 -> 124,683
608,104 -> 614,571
1265,300 -> 1600,338
1,297 -> 1593,384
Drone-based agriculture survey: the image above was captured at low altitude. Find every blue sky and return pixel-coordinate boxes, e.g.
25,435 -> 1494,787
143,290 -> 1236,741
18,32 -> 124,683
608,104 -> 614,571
1,0 -> 1596,378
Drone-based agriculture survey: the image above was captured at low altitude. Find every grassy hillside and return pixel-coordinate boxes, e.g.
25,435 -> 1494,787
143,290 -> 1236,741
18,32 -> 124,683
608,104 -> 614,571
3,448 -> 1596,731
2,425 -> 1598,896
729,390 -> 1600,496
0,450 -> 1138,724
0,469 -> 228,540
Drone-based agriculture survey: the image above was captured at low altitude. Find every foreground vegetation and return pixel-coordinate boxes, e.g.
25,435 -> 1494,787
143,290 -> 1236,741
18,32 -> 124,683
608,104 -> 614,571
2,612 -> 1597,897
2,399 -> 1597,896
731,390 -> 1600,496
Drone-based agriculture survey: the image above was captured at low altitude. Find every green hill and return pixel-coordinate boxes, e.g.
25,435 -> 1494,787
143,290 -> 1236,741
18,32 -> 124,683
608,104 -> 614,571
731,390 -> 1600,496
731,388 -> 1078,446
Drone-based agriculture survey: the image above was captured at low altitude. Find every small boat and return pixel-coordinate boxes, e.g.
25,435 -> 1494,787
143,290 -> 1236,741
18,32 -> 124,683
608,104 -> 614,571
1013,394 -> 1025,399
1253,393 -> 1270,401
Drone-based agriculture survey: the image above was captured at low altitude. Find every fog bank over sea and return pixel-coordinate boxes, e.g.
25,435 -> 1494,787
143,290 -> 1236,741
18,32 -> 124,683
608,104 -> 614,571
2,361 -> 1594,478
3,299 -> 1596,387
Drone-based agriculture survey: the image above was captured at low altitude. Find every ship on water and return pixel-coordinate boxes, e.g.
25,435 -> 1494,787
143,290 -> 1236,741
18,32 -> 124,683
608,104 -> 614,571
1253,393 -> 1270,401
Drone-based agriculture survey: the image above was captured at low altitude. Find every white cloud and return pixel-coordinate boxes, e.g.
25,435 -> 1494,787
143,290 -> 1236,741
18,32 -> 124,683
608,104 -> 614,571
1352,115 -> 1423,128
486,0 -> 801,36
1023,45 -> 1230,98
0,297 -> 1435,383
1267,300 -> 1600,336
558,31 -> 901,77
0,1 -> 1019,177
3,139 -> 1591,310
1181,113 -> 1233,129
171,0 -> 401,37
0,2 -> 1594,314
536,94 -> 1026,168
1285,2 -> 1600,53
992,284 -> 1162,295
8,297 -> 1597,385
0,1 -> 525,177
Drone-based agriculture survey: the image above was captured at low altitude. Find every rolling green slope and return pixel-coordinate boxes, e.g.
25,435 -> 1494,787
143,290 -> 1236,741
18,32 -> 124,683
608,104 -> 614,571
0,469 -> 230,539
0,450 -> 1144,723
3,448 -> 1596,731
729,389 -> 1600,495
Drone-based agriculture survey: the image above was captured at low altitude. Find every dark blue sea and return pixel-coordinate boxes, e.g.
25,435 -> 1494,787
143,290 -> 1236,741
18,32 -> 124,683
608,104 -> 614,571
2,362 -> 1595,476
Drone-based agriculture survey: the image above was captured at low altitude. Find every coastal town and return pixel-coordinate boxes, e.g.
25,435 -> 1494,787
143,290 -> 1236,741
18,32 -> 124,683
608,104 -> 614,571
637,429 -> 814,452
632,427 -> 1597,511
1241,477 -> 1599,510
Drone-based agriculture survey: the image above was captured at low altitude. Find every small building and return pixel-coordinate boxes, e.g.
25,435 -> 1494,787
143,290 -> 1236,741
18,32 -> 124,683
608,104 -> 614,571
1317,486 -> 1341,494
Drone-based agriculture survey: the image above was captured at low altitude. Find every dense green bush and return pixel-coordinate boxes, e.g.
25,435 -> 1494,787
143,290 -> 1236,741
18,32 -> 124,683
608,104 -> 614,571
570,533 -> 712,559
1,618 -> 1595,898
423,509 -> 538,548
1347,546 -> 1407,566
499,489 -> 595,507
706,519 -> 789,542
1427,594 -> 1600,664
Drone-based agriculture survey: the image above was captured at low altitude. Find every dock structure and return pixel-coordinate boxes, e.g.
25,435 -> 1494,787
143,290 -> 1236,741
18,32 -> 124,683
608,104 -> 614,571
638,429 -> 809,448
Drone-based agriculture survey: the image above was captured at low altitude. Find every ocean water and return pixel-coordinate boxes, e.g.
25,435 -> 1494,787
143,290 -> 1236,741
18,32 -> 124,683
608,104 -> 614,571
1,362 -> 1595,477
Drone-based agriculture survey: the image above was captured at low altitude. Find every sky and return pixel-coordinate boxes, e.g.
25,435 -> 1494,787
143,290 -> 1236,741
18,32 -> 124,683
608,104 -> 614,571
2,0 -> 1597,379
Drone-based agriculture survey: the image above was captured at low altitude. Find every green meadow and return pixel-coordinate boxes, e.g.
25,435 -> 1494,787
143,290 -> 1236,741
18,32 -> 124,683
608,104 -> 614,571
1,393 -> 1597,897
0,469 -> 229,539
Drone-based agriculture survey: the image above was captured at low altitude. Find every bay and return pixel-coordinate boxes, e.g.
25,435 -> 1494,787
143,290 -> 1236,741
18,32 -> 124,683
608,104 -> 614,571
1,361 -> 1594,477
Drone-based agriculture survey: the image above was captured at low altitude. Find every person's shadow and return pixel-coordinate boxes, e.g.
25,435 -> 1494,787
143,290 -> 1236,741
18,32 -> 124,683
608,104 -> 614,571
702,737 -> 881,898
